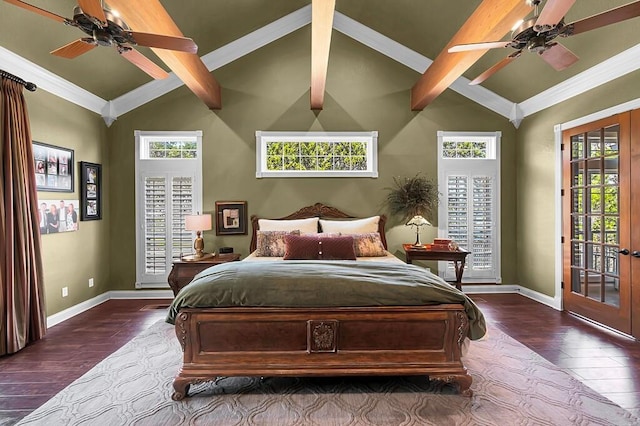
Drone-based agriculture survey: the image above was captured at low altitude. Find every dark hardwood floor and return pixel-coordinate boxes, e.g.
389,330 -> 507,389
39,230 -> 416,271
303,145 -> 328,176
1,294 -> 639,425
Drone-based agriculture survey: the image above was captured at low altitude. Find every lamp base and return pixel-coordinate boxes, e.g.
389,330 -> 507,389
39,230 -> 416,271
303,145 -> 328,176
181,252 -> 215,262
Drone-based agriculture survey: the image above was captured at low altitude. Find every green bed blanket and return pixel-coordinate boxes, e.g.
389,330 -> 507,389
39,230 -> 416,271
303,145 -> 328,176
166,260 -> 486,340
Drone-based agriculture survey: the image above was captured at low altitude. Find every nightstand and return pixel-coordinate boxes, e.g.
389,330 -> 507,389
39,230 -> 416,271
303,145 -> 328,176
168,253 -> 241,296
403,244 -> 469,291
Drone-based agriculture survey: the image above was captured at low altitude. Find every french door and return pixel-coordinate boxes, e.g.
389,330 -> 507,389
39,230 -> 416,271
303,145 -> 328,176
562,110 -> 640,338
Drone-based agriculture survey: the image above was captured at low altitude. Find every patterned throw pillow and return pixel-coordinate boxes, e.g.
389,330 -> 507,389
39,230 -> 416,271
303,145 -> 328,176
283,234 -> 356,260
352,233 -> 387,257
256,230 -> 300,256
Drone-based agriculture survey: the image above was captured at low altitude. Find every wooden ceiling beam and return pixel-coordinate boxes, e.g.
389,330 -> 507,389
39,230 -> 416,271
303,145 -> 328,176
410,0 -> 532,110
310,0 -> 336,110
107,0 -> 221,109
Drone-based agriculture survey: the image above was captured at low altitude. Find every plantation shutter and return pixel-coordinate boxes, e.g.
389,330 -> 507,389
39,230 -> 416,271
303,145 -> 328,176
140,174 -> 195,284
442,172 -> 498,281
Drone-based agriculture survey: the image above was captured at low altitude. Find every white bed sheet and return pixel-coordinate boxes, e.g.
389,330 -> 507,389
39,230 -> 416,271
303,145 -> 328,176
243,250 -> 405,264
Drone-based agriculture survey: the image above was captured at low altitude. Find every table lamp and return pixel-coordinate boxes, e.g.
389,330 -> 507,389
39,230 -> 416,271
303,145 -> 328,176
406,215 -> 431,247
183,213 -> 214,261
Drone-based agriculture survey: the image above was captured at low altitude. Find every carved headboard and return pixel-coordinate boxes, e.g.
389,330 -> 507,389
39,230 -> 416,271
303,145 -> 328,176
249,203 -> 388,252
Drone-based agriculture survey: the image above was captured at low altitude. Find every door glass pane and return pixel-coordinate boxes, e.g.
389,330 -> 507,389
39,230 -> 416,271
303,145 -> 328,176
586,243 -> 601,271
572,216 -> 584,240
588,216 -> 601,242
587,130 -> 601,157
571,267 -> 584,294
572,242 -> 584,267
603,125 -> 619,156
571,134 -> 584,160
589,187 -> 602,213
572,189 -> 584,213
587,274 -> 602,302
603,246 -> 619,275
604,276 -> 620,308
604,186 -> 618,213
604,217 -> 618,244
571,161 -> 584,186
588,158 -> 602,185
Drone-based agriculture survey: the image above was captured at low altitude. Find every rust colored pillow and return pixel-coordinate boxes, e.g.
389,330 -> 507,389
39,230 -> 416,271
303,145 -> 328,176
283,234 -> 356,260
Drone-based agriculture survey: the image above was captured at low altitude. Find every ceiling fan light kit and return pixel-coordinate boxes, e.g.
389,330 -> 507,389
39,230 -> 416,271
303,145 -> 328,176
4,0 -> 199,80
449,0 -> 640,85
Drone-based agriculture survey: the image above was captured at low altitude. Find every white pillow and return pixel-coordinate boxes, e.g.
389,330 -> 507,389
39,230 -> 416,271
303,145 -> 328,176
319,216 -> 380,234
258,217 -> 319,234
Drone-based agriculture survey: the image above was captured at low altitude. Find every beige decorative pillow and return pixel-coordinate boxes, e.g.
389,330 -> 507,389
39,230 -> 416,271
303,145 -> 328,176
256,230 -> 301,256
352,233 -> 387,257
258,217 -> 319,234
319,216 -> 380,234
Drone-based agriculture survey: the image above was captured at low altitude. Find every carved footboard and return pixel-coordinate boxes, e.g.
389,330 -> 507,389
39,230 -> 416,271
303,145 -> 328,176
172,305 -> 471,400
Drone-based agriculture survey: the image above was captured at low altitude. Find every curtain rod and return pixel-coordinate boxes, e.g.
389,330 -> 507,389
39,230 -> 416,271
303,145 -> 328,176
0,69 -> 37,92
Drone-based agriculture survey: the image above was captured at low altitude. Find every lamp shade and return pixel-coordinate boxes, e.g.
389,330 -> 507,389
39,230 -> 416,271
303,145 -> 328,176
185,214 -> 212,231
406,215 -> 431,227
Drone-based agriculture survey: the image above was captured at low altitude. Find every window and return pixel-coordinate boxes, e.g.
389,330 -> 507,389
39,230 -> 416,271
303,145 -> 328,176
256,131 -> 378,178
437,131 -> 501,283
135,131 -> 203,288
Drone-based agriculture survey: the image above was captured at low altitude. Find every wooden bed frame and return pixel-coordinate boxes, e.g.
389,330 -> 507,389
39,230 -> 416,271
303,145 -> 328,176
171,203 -> 472,400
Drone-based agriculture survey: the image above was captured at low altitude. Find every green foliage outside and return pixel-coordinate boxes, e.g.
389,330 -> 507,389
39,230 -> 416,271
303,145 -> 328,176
442,141 -> 486,158
266,141 -> 367,171
149,141 -> 197,159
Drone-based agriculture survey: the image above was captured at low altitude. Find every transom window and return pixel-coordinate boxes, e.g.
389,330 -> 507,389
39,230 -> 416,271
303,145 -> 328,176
441,136 -> 496,159
141,137 -> 198,159
256,131 -> 378,178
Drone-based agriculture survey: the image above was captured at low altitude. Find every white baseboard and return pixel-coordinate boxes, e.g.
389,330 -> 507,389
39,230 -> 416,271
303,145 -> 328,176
46,290 -> 173,328
463,284 -> 562,311
47,285 -> 560,328
46,292 -> 111,328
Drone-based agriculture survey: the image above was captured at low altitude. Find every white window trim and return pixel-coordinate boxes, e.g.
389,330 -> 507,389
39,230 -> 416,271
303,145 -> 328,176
437,130 -> 502,283
255,131 -> 378,178
134,130 -> 203,289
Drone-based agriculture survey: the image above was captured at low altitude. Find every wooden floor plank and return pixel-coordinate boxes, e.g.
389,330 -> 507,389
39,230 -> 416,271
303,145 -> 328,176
0,294 -> 638,424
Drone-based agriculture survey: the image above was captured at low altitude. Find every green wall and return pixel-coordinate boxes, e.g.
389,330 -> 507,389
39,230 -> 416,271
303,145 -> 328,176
26,90 -> 109,315
107,28 -> 518,290
516,70 -> 640,297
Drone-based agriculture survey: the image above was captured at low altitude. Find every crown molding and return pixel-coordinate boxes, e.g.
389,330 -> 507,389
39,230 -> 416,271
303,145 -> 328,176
333,11 -> 514,120
518,43 -> 640,118
0,46 -> 107,114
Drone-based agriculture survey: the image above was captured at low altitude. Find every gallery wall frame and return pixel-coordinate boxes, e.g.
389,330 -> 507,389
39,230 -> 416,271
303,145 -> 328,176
33,141 -> 74,192
215,201 -> 248,235
37,198 -> 80,234
80,161 -> 102,221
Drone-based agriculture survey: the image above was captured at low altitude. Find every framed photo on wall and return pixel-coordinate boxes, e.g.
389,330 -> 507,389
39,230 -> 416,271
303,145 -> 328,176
37,198 -> 80,234
215,201 -> 247,235
80,161 -> 102,221
33,141 -> 74,192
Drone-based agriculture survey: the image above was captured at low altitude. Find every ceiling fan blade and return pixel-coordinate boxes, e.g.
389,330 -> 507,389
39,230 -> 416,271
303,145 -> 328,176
119,48 -> 169,79
78,0 -> 107,24
534,0 -> 576,32
4,0 -> 68,23
50,39 -> 96,59
469,51 -> 521,85
568,1 -> 640,35
539,43 -> 579,71
128,31 -> 198,54
448,41 -> 511,53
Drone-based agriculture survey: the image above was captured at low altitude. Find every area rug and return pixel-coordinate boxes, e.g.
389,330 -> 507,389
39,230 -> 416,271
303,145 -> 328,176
16,320 -> 639,426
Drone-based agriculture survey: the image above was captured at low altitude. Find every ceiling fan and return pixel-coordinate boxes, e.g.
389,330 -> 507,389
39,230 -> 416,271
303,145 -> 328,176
4,0 -> 199,79
448,0 -> 640,85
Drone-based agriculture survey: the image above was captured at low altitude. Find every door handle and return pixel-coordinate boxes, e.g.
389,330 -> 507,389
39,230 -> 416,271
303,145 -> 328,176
632,251 -> 640,258
619,248 -> 630,255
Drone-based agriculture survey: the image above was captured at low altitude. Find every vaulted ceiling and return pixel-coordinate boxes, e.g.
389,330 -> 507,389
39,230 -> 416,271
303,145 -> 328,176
1,0 -> 639,126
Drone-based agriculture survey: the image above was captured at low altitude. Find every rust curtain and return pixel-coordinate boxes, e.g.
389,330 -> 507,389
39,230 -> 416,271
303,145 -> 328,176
0,78 -> 46,356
